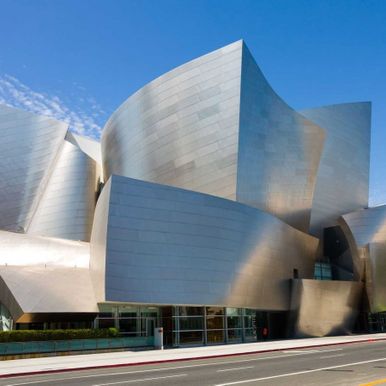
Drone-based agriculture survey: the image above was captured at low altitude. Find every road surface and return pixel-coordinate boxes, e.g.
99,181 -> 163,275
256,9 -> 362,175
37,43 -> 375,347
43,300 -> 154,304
1,340 -> 386,385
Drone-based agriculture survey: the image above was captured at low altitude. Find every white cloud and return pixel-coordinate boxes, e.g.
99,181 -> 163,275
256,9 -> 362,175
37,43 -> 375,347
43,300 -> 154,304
0,74 -> 105,139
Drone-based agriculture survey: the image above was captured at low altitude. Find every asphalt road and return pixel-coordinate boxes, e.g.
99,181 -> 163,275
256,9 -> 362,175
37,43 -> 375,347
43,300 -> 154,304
1,340 -> 386,386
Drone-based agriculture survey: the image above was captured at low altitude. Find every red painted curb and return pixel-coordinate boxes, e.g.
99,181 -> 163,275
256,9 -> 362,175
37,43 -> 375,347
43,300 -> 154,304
1,337 -> 386,379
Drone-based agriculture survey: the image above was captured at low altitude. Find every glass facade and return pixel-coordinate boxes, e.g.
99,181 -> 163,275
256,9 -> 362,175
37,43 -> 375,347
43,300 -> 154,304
368,312 -> 386,333
95,305 -> 159,337
172,306 -> 258,346
314,261 -> 332,280
95,304 -> 274,346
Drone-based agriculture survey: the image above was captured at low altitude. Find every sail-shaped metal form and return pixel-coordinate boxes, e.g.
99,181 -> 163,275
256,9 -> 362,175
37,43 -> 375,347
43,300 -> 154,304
0,105 -> 67,232
102,41 -> 325,232
0,41 -> 376,340
301,103 -> 371,236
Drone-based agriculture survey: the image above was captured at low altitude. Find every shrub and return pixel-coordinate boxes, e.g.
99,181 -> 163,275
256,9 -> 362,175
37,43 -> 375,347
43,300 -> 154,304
0,328 -> 119,343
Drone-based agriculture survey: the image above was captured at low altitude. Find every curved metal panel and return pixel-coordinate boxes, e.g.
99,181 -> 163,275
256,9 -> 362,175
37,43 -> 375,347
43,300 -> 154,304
28,140 -> 99,241
0,266 -> 97,320
0,231 -> 97,321
102,41 -> 243,200
290,279 -> 362,337
301,102 -> 371,236
66,131 -> 102,167
236,44 -> 325,232
0,104 -> 68,232
341,206 -> 386,312
90,175 -> 319,310
102,41 -> 325,232
0,230 -> 90,267
90,178 -> 112,302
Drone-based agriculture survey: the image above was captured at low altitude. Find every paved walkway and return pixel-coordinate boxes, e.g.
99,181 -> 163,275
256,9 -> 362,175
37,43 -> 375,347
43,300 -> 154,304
1,333 -> 386,377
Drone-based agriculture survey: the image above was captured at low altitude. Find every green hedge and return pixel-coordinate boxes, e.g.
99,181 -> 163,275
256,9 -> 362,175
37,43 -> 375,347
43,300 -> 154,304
0,328 -> 118,343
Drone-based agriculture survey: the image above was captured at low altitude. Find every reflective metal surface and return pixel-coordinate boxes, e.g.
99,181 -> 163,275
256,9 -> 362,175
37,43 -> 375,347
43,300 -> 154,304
90,175 -> 319,310
340,206 -> 386,312
66,131 -> 102,167
0,266 -> 97,322
0,104 -> 68,232
90,178 -> 112,302
0,41 -> 375,336
0,231 -> 97,322
0,230 -> 89,267
102,41 -> 243,202
102,41 -> 326,232
28,140 -> 99,241
236,45 -> 325,232
290,279 -> 363,337
301,103 -> 371,236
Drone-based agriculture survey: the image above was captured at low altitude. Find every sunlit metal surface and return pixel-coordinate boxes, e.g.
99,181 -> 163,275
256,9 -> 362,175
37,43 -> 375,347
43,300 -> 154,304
0,266 -> 97,322
66,131 -> 102,167
290,279 -> 363,337
90,175 -> 319,310
102,41 -> 242,202
0,230 -> 89,267
90,178 -> 112,302
0,104 -> 68,232
340,206 -> 386,312
0,231 -> 96,322
28,140 -> 99,241
0,41 -> 375,336
301,103 -> 371,236
236,45 -> 325,232
102,41 -> 325,232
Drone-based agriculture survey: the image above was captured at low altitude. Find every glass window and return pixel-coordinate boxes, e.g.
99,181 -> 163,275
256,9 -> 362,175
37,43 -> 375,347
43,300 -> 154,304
119,318 -> 137,334
206,316 -> 224,330
226,308 -> 242,316
227,329 -> 243,342
206,307 -> 224,316
178,306 -> 204,316
244,328 -> 257,341
207,330 -> 224,344
314,261 -> 332,280
179,331 -> 204,345
177,316 -> 204,331
227,316 -> 242,329
97,318 -> 115,329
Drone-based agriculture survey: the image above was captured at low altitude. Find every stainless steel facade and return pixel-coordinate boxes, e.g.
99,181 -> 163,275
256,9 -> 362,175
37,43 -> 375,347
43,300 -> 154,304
0,230 -> 97,323
0,104 -> 68,232
28,140 -> 99,241
236,45 -> 325,232
290,279 -> 363,337
0,40 -> 378,339
102,41 -> 326,232
340,206 -> 386,313
301,103 -> 371,236
102,41 -> 243,201
90,175 -> 318,310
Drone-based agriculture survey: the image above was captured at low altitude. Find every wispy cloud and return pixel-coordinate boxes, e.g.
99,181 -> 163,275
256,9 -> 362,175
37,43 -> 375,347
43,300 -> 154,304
0,74 -> 106,139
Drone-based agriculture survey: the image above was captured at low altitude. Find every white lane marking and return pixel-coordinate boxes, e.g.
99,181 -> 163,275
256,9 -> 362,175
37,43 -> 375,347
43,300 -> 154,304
3,351 -> 321,386
281,350 -> 320,353
217,366 -> 255,373
319,354 -> 345,359
317,348 -> 343,352
214,357 -> 386,385
92,373 -> 187,386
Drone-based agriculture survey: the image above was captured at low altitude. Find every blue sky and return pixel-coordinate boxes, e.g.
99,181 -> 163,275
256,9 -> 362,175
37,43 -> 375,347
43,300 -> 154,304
0,0 -> 385,204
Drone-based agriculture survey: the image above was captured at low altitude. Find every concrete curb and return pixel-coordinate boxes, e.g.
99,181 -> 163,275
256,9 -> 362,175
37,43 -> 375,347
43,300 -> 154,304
1,336 -> 386,379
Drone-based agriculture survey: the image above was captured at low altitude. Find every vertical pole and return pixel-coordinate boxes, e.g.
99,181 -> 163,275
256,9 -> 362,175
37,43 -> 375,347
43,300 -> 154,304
203,306 -> 207,345
224,307 -> 228,344
114,306 -> 119,330
175,306 -> 179,346
241,308 -> 246,343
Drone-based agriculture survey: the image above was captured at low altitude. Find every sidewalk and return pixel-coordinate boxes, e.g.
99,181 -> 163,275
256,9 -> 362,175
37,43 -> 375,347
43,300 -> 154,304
1,333 -> 386,378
